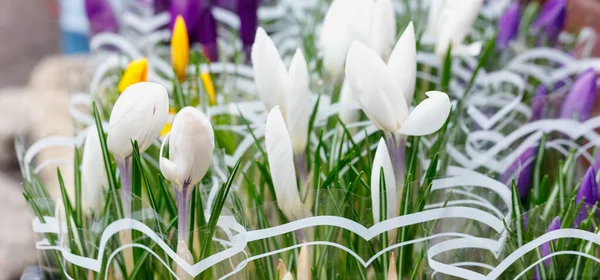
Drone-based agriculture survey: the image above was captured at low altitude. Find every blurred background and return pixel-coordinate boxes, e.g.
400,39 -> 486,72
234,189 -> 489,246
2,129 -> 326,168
1,0 -> 600,279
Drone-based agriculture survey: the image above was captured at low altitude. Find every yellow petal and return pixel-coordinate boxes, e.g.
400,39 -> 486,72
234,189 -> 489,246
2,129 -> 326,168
169,107 -> 178,114
201,72 -> 216,106
160,123 -> 172,137
171,15 -> 190,83
118,58 -> 148,93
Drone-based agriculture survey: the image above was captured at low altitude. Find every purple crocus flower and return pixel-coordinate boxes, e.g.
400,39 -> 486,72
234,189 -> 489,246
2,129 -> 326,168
169,0 -> 200,33
497,2 -> 521,50
501,146 -> 537,201
154,0 -> 170,13
196,6 -> 219,61
216,0 -> 237,11
531,85 -> 547,121
575,166 -> 599,226
85,0 -> 119,36
238,0 -> 260,53
559,69 -> 598,122
531,0 -> 567,43
540,216 -> 562,267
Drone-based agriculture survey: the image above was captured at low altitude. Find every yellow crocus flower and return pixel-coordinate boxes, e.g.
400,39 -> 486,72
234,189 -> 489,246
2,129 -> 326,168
200,72 -> 216,105
171,15 -> 190,83
117,58 -> 148,93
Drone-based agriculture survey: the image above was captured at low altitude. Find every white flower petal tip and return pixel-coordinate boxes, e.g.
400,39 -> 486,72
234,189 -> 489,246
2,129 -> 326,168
388,21 -> 417,106
160,107 -> 214,188
371,0 -> 397,59
107,82 -> 169,158
251,26 -> 288,112
297,245 -> 311,280
81,125 -> 109,215
398,91 -> 451,136
265,107 -> 312,222
453,41 -> 483,57
282,272 -> 294,280
371,138 -> 397,224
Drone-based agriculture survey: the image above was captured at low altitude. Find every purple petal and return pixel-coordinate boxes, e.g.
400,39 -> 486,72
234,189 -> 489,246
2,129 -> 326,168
216,0 -> 237,11
238,0 -> 260,49
559,69 -> 598,122
85,0 -> 119,35
169,0 -> 201,33
497,2 -> 521,50
540,216 -> 562,267
575,166 -> 599,226
154,0 -> 170,13
530,85 -> 547,121
501,146 -> 537,201
531,0 -> 567,43
196,6 -> 219,61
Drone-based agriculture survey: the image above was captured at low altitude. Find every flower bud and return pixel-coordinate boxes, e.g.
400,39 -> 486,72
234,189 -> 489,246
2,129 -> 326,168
85,0 -> 119,36
107,82 -> 169,158
371,138 -> 397,224
118,58 -> 148,93
559,68 -> 597,122
81,125 -> 109,215
265,107 -> 311,221
171,15 -> 190,82
501,146 -> 536,201
160,107 -> 215,188
497,2 -> 521,50
297,244 -> 311,280
531,0 -> 567,43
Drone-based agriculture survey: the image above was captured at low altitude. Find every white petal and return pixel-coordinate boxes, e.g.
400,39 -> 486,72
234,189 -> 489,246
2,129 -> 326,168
161,107 -> 214,187
107,82 -> 169,158
371,138 -> 396,224
297,245 -> 311,280
345,41 -> 397,132
398,91 -> 451,136
338,79 -> 360,125
81,125 -> 109,214
282,272 -> 294,280
265,107 -> 310,221
387,22 -> 416,106
320,0 -> 373,78
251,27 -> 288,112
434,0 -> 484,61
286,49 -> 310,155
426,0 -> 448,36
371,0 -> 397,59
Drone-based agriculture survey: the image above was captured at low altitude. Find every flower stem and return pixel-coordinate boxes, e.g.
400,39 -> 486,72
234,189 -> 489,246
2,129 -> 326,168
116,157 -> 132,217
384,132 -> 406,192
176,183 -> 192,245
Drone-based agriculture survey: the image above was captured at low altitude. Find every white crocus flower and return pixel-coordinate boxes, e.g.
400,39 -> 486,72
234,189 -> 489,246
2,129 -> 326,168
371,138 -> 397,224
107,82 -> 169,158
429,0 -> 484,60
320,0 -> 397,78
81,125 -> 109,215
345,40 -> 450,135
160,107 -> 215,189
265,106 -> 312,222
252,27 -> 310,156
107,82 -> 169,216
160,106 -> 214,264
